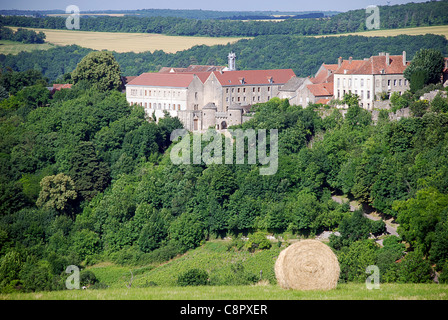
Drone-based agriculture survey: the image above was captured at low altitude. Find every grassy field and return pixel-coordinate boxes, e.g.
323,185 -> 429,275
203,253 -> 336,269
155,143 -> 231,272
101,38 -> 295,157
1,240 -> 447,300
313,25 -> 448,38
7,27 -> 249,54
0,40 -> 56,55
1,283 -> 447,300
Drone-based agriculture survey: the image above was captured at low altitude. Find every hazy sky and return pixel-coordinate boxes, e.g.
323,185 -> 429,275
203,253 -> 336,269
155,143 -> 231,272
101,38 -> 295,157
0,0 -> 432,12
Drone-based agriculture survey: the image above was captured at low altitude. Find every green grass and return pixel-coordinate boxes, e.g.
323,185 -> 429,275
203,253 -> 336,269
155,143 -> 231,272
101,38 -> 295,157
1,241 -> 447,300
90,241 -> 282,288
0,40 -> 55,55
1,283 -> 447,300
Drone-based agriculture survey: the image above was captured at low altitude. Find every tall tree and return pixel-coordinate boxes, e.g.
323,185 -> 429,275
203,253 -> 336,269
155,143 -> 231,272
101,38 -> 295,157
71,51 -> 122,92
68,141 -> 111,202
404,48 -> 444,91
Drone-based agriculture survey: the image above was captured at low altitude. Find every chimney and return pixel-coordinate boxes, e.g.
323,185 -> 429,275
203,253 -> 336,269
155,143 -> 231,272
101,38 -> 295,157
349,56 -> 353,64
402,51 -> 406,66
338,57 -> 342,67
386,53 -> 390,66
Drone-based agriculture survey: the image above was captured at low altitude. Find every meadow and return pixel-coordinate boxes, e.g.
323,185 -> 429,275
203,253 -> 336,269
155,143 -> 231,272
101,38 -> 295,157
1,283 -> 447,300
0,39 -> 55,55
1,241 -> 447,300
313,25 -> 448,38
6,27 -> 249,54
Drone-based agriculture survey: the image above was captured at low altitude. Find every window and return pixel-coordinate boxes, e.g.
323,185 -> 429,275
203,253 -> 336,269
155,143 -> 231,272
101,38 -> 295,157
226,88 -> 229,93
178,104 -> 180,110
258,87 -> 260,92
149,90 -> 151,96
145,90 -> 147,96
267,87 -> 270,92
394,80 -> 397,86
360,79 -> 364,87
237,97 -> 240,102
337,78 -> 340,87
367,91 -> 370,99
399,79 -> 402,86
237,88 -> 240,93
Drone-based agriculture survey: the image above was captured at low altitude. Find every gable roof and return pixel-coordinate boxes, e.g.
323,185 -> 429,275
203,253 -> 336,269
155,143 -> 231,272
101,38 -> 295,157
279,76 -> 309,92
126,73 -> 199,88
211,69 -> 296,86
311,63 -> 338,84
351,55 -> 409,75
306,82 -> 333,97
334,53 -> 409,75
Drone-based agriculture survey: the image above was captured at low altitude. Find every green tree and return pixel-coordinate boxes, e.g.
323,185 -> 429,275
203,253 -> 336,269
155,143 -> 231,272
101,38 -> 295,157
404,48 -> 444,87
71,51 -> 122,91
394,187 -> 448,254
68,141 -> 111,202
36,173 -> 77,213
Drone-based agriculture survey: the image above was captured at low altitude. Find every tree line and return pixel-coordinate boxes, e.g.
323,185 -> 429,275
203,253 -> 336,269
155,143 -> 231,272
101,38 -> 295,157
0,1 -> 447,37
0,26 -> 46,44
1,34 -> 447,83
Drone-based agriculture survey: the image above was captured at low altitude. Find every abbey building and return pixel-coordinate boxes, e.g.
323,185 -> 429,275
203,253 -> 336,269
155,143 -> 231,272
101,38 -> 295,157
126,51 -> 411,131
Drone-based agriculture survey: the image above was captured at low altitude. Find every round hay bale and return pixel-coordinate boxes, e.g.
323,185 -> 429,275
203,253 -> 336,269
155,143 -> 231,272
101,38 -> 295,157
275,239 -> 340,290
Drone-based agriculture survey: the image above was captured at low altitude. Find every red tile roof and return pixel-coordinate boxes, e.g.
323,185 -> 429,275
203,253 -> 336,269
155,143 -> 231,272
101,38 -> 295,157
52,83 -> 72,90
212,69 -> 296,86
311,63 -> 338,84
126,73 -> 199,87
334,54 -> 409,75
306,83 -> 333,97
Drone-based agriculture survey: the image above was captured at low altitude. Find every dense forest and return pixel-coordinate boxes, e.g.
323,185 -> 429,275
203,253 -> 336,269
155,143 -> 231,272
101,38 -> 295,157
1,1 -> 447,37
0,34 -> 447,82
0,45 -> 448,292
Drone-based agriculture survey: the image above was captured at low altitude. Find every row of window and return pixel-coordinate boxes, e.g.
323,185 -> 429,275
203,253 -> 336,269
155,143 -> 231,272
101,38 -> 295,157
129,89 -> 183,98
337,77 -> 408,88
130,101 -> 182,111
226,95 -> 269,103
226,86 -> 274,94
337,89 -> 371,100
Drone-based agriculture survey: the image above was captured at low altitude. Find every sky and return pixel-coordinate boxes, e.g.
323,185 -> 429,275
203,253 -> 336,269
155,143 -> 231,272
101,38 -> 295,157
0,0 -> 432,13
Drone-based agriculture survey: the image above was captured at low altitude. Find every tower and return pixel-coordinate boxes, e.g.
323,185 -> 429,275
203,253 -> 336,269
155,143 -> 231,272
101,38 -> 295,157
228,52 -> 236,71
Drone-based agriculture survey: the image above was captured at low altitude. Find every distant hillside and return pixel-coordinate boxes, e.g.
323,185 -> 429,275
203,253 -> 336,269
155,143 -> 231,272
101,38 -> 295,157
0,1 -> 446,37
0,9 -> 339,20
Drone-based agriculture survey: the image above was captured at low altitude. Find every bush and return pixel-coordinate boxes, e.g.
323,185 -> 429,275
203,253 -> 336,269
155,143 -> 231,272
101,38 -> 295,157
80,270 -> 98,287
245,231 -> 272,252
177,268 -> 209,286
397,250 -> 434,283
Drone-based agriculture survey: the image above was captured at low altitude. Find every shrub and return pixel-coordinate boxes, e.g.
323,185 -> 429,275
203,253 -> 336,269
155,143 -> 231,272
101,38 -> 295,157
80,270 -> 98,287
245,231 -> 272,252
397,249 -> 433,283
177,268 -> 209,286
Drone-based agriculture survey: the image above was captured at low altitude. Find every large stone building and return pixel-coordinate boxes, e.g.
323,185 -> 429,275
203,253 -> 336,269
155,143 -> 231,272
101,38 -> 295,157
126,53 -> 296,131
333,51 -> 410,109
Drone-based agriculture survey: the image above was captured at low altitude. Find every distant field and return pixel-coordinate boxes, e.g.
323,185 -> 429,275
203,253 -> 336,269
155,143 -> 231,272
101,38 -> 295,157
8,27 -> 249,54
0,40 -> 55,55
313,25 -> 448,38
